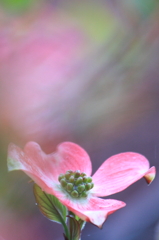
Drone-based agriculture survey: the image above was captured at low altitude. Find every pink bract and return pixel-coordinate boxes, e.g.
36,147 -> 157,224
7,142 -> 156,228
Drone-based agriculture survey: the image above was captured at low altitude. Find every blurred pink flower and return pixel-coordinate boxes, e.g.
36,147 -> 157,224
0,9 -> 92,146
1,3 -> 159,152
7,141 -> 156,228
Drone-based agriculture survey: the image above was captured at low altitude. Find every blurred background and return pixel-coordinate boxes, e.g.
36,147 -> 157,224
0,0 -> 159,239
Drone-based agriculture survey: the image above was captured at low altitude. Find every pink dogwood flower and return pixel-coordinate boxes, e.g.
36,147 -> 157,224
7,141 -> 156,228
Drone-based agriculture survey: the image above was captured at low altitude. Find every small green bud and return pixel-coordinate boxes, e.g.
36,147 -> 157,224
81,172 -> 86,177
83,177 -> 87,183
85,183 -> 92,191
77,184 -> 85,193
75,177 -> 83,186
74,170 -> 80,178
69,176 -> 75,183
58,174 -> 64,182
58,170 -> 94,199
87,177 -> 92,183
80,191 -> 87,198
71,190 -> 79,198
67,183 -> 73,192
65,171 -> 72,180
60,179 -> 67,188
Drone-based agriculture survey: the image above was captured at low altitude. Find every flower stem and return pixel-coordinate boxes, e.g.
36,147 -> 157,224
61,218 -> 70,240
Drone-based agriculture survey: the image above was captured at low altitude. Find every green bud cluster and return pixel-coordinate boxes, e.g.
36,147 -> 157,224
58,170 -> 94,199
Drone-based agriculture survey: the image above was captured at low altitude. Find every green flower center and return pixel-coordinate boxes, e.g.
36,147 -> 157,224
58,170 -> 94,199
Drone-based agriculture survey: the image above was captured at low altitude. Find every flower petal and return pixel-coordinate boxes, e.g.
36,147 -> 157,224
51,141 -> 92,176
59,196 -> 126,228
7,142 -> 55,193
7,141 -> 92,186
92,152 -> 156,197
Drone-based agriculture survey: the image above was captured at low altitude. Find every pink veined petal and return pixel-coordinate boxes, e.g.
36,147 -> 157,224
7,143 -> 56,192
59,196 -> 126,228
144,166 -> 156,184
51,141 -> 92,177
92,152 -> 156,197
7,141 -> 92,189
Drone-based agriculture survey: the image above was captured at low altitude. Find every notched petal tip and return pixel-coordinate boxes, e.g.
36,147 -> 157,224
144,166 -> 156,184
65,197 -> 126,229
85,200 -> 126,228
7,157 -> 21,171
88,215 -> 107,229
7,143 -> 23,171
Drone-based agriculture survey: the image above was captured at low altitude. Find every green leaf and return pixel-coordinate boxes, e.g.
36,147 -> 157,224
68,215 -> 81,240
33,184 -> 67,224
78,219 -> 86,231
74,214 -> 86,231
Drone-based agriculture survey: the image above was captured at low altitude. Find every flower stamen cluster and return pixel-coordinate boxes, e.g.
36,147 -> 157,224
58,170 -> 94,198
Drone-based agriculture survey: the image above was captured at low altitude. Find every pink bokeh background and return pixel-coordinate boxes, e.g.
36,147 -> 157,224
0,1 -> 159,240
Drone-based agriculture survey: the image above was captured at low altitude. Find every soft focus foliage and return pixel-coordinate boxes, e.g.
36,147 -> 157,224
0,0 -> 159,239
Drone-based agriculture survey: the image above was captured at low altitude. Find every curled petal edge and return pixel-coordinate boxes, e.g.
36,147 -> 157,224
144,166 -> 156,184
59,197 -> 126,228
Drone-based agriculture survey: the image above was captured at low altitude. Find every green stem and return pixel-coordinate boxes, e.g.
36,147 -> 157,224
68,212 -> 72,240
62,219 -> 70,240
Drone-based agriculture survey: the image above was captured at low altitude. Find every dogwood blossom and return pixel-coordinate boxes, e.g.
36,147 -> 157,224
7,142 -> 156,228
